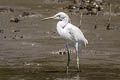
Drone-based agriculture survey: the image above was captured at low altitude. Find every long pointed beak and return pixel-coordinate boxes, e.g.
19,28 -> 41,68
41,16 -> 55,21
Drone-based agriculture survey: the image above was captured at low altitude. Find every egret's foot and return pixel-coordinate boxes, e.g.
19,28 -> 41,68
77,64 -> 80,72
66,66 -> 69,73
76,67 -> 82,72
77,69 -> 82,72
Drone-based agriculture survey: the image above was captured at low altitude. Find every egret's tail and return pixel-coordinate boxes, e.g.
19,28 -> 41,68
84,39 -> 88,47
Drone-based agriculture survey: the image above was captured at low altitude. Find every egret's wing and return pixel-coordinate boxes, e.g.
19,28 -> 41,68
67,28 -> 75,40
66,23 -> 88,46
66,24 -> 84,40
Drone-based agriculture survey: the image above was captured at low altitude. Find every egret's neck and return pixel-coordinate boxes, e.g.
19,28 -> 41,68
59,18 -> 69,27
62,17 -> 69,24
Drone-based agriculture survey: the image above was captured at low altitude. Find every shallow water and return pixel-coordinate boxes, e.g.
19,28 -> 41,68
0,66 -> 120,80
0,0 -> 120,80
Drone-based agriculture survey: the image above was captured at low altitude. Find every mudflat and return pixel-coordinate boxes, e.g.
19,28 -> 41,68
0,0 -> 120,80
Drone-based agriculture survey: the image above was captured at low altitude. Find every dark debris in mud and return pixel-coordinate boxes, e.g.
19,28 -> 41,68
51,48 -> 75,55
9,11 -> 43,23
10,17 -> 20,23
0,7 -> 14,13
0,0 -> 120,80
63,0 -> 105,15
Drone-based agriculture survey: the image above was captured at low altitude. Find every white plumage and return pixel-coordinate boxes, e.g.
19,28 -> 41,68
42,12 -> 88,72
57,20 -> 88,46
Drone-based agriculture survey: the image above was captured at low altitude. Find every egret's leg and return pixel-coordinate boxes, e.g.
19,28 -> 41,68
75,42 -> 80,71
66,42 -> 70,73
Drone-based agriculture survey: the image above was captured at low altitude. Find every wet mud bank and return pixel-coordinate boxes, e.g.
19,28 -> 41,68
0,0 -> 120,80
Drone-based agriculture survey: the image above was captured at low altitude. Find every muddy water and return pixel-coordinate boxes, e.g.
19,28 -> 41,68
0,0 -> 120,80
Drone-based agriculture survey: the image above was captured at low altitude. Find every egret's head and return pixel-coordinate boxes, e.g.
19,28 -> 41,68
42,12 -> 70,22
54,12 -> 69,21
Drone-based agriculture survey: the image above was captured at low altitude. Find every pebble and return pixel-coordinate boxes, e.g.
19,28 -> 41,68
12,30 -> 20,33
10,17 -> 20,23
4,36 -> 6,39
20,35 -> 23,39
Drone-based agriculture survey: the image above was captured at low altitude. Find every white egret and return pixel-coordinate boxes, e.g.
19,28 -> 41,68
42,12 -> 88,72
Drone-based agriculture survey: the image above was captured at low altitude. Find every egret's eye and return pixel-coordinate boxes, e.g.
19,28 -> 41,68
57,15 -> 61,17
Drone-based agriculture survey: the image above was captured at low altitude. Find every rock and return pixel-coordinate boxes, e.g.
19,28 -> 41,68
92,8 -> 97,14
21,12 -> 30,17
106,23 -> 114,30
10,17 -> 20,23
9,8 -> 14,12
